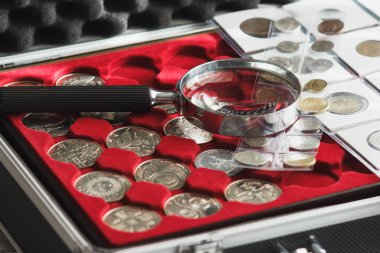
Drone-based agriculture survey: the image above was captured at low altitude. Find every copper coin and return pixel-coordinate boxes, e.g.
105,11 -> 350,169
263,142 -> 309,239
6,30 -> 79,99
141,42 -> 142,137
356,40 -> 380,57
240,18 -> 273,38
318,19 -> 344,35
311,40 -> 334,52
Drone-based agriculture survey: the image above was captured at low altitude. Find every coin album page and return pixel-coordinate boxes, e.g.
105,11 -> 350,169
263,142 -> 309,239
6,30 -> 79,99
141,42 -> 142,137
250,47 -> 354,85
282,0 -> 378,39
329,26 -> 380,76
302,79 -> 380,132
337,121 -> 380,173
366,72 -> 380,91
213,0 -> 380,175
357,0 -> 380,18
213,7 -> 307,54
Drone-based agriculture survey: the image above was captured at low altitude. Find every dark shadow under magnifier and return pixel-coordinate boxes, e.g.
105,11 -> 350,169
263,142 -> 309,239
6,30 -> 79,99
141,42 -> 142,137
0,59 -> 301,137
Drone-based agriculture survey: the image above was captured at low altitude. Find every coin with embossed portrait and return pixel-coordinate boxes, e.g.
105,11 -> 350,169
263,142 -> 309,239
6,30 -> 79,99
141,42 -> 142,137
103,206 -> 161,233
318,19 -> 344,35
74,171 -> 131,202
164,116 -> 212,144
240,18 -> 273,38
48,139 -> 103,169
134,159 -> 190,190
225,179 -> 282,204
55,73 -> 104,86
106,126 -> 160,157
277,41 -> 299,53
22,113 -> 74,137
268,56 -> 292,69
311,40 -> 334,52
194,149 -> 242,176
164,193 -> 222,219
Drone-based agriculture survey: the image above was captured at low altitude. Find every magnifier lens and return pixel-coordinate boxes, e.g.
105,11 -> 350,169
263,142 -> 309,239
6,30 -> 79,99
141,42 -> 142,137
182,69 -> 296,116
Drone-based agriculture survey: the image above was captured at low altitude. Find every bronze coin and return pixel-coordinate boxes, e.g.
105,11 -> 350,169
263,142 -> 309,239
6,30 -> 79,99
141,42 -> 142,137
240,18 -> 273,38
256,88 -> 282,103
304,79 -> 328,93
311,40 -> 334,52
356,40 -> 380,57
318,19 -> 344,35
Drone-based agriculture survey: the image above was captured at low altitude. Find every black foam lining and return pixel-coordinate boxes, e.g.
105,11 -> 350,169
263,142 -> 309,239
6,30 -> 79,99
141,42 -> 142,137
0,0 -> 272,52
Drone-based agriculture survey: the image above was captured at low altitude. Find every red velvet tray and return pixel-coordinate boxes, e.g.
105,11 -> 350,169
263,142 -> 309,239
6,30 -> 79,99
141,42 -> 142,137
0,33 -> 378,247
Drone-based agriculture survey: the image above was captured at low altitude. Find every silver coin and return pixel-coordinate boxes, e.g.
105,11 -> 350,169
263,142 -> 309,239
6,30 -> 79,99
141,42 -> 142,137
4,81 -> 43,87
225,179 -> 282,204
103,205 -> 161,233
308,59 -> 334,73
106,126 -> 160,157
164,193 -> 222,219
289,136 -> 321,151
277,41 -> 300,53
22,113 -> 74,137
154,104 -> 178,114
311,40 -> 335,52
234,150 -> 271,167
194,149 -> 243,176
290,56 -> 314,74
274,17 -> 301,33
164,116 -> 213,144
80,112 -> 131,125
329,92 -> 367,115
294,118 -> 321,133
134,159 -> 190,190
368,131 -> 380,151
268,56 -> 292,69
244,137 -> 273,148
55,73 -> 104,86
74,171 -> 131,202
48,139 -> 103,169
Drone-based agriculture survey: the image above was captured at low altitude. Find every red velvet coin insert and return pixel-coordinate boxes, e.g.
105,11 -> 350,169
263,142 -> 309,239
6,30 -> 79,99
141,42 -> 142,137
0,33 -> 378,247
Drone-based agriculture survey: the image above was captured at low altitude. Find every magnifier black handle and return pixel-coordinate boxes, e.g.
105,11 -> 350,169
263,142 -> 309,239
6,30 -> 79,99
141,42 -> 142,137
0,86 -> 154,113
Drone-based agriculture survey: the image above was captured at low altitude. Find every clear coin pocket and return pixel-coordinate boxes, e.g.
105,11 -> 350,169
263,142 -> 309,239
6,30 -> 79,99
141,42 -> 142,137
233,116 -> 322,171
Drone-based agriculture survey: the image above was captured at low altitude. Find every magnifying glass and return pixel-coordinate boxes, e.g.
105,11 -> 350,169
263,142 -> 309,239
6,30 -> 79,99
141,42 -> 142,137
0,59 -> 301,137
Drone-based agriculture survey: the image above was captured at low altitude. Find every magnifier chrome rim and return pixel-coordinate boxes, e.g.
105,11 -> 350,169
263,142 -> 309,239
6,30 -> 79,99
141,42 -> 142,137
177,58 -> 301,117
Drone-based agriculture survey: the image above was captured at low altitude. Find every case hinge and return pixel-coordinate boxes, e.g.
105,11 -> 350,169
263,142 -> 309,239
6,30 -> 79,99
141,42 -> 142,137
178,239 -> 223,253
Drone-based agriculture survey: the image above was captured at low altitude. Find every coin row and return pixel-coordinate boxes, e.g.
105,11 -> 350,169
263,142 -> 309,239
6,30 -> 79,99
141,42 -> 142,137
75,173 -> 282,233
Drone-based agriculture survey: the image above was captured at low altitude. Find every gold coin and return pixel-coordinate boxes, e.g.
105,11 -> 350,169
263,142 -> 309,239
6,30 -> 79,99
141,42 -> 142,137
356,40 -> 380,57
283,153 -> 316,168
240,18 -> 273,38
299,97 -> 329,114
304,79 -> 328,93
318,19 -> 344,35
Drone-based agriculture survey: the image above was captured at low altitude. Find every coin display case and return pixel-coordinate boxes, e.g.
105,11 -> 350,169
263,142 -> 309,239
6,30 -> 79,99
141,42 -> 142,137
0,32 -> 379,249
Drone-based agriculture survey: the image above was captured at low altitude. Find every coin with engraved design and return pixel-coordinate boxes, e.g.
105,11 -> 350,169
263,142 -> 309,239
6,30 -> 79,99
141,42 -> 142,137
22,113 -> 74,137
274,17 -> 300,33
55,73 -> 104,86
240,18 -> 273,38
48,139 -> 103,169
164,193 -> 222,219
194,149 -> 243,176
103,206 -> 161,232
74,171 -> 131,202
164,116 -> 212,144
329,93 -> 367,115
225,179 -> 282,204
134,159 -> 190,190
106,126 -> 160,157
